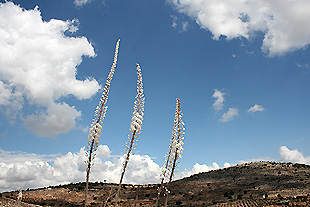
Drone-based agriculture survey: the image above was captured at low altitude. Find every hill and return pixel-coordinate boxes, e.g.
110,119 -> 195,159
1,161 -> 310,206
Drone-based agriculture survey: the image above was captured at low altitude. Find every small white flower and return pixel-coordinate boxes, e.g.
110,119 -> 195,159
116,63 -> 145,205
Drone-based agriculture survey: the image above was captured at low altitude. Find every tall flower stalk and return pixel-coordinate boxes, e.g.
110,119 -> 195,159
84,39 -> 120,207
115,63 -> 145,207
18,187 -> 22,204
155,98 -> 185,207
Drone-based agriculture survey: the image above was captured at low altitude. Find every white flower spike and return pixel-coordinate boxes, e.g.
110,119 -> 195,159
155,98 -> 185,207
84,39 -> 120,207
115,63 -> 145,207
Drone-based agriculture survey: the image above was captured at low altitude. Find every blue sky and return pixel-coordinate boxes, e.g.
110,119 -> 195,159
1,0 -> 310,192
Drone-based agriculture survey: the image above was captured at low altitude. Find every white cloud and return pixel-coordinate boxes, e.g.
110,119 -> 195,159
279,146 -> 310,165
171,15 -> 178,28
212,89 -> 225,111
96,145 -> 111,159
0,81 -> 23,122
223,162 -> 231,168
171,15 -> 189,32
0,145 -> 161,192
118,154 -> 161,184
74,0 -> 92,7
168,0 -> 310,56
220,108 -> 239,122
0,2 -> 101,136
0,82 -> 11,106
24,102 -> 82,137
247,104 -> 265,113
296,63 -> 310,69
181,21 -> 189,32
237,146 -> 310,165
0,145 -> 232,192
176,162 -> 229,179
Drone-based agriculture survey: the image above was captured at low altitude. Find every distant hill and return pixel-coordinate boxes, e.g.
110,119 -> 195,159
171,161 -> 310,206
1,161 -> 310,206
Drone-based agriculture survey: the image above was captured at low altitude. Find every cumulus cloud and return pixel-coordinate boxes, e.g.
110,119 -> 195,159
279,146 -> 310,165
220,108 -> 239,122
0,145 -> 231,192
0,2 -> 100,136
247,104 -> 265,113
212,89 -> 225,111
223,162 -> 231,168
0,145 -> 161,192
168,0 -> 310,56
0,82 -> 11,106
24,103 -> 82,137
176,162 -> 231,179
0,81 -> 23,121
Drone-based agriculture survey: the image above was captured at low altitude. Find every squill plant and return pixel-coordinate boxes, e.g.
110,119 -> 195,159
115,63 -> 145,207
18,187 -> 22,204
84,39 -> 120,207
155,98 -> 185,207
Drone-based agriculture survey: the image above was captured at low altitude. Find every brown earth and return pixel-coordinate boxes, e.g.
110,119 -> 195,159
1,161 -> 310,206
0,197 -> 41,207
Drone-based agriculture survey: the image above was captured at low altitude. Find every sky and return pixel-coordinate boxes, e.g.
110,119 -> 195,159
1,0 -> 310,192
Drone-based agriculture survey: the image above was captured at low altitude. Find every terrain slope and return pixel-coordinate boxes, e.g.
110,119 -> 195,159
1,161 -> 310,206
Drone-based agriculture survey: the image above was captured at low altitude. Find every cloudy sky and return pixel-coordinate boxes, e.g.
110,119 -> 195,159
1,0 -> 310,192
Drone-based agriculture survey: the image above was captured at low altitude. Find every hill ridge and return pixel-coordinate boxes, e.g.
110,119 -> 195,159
1,161 -> 310,206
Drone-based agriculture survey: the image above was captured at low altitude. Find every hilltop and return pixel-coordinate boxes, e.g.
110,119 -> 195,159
1,161 -> 310,206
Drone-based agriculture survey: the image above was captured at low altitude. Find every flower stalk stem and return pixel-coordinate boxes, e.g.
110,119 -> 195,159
84,39 -> 120,207
155,98 -> 184,207
115,64 -> 144,207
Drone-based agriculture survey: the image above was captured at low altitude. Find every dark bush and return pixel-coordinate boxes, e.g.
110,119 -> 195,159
224,192 -> 233,199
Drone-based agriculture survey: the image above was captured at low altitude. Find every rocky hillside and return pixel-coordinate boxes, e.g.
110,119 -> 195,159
1,161 -> 310,206
171,161 -> 310,206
